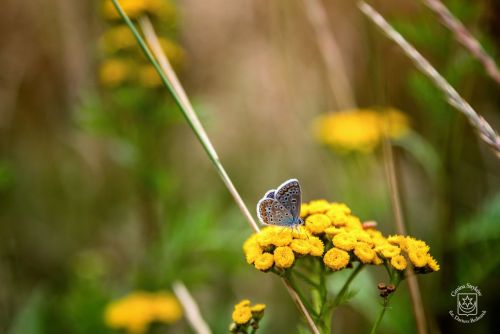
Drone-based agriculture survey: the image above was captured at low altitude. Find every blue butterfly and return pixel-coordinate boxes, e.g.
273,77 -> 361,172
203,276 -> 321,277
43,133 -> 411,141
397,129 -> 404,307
257,179 -> 303,228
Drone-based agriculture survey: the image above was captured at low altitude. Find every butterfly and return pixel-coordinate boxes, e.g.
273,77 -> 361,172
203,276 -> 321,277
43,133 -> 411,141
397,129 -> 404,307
256,179 -> 303,229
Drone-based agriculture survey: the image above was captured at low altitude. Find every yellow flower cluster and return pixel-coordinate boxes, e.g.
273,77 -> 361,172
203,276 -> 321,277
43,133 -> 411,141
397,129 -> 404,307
99,0 -> 184,88
230,300 -> 266,333
243,200 -> 439,274
313,109 -> 409,153
104,291 -> 182,334
243,225 -> 324,272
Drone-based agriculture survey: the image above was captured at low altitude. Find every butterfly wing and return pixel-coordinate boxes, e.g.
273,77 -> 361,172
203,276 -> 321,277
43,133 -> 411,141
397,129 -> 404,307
264,190 -> 276,199
257,198 -> 294,226
275,179 -> 301,219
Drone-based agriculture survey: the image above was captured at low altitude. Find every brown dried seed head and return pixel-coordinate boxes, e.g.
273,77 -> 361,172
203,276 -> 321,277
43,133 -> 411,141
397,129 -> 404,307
377,282 -> 386,290
386,284 -> 396,292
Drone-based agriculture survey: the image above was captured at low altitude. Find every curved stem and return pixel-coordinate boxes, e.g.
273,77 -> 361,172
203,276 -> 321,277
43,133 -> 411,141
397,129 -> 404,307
370,302 -> 388,334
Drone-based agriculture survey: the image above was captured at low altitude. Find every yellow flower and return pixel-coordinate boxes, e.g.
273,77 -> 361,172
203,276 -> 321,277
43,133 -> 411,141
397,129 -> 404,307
324,226 -> 344,237
235,299 -> 251,308
102,0 -> 148,20
250,304 -> 266,313
254,253 -> 274,271
426,255 -> 440,272
387,234 -> 405,246
376,244 -> 401,258
104,291 -> 182,334
158,37 -> 185,68
381,108 -> 410,139
408,249 -> 428,267
100,25 -> 136,53
390,255 -> 407,271
350,229 -> 373,245
372,254 -> 383,265
232,307 -> 252,325
329,202 -> 351,215
344,215 -> 363,231
323,248 -> 350,270
313,109 -> 409,153
151,293 -> 183,324
257,227 -> 292,247
290,239 -> 310,255
273,246 -> 295,268
138,65 -> 162,88
243,234 -> 263,264
354,242 -> 375,263
300,203 -> 309,218
305,214 -> 331,234
291,226 -> 310,239
307,236 -> 325,257
306,199 -> 331,214
99,58 -> 132,87
313,110 -> 381,152
325,209 -> 349,227
332,232 -> 357,251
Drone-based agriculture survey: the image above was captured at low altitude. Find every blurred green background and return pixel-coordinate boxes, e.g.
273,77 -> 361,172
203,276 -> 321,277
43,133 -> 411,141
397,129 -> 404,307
0,0 -> 499,333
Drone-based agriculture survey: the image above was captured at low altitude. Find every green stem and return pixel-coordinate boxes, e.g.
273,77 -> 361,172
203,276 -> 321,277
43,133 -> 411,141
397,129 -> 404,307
370,276 -> 403,334
285,275 -> 319,319
333,263 -> 364,307
294,269 -> 320,289
370,301 -> 388,334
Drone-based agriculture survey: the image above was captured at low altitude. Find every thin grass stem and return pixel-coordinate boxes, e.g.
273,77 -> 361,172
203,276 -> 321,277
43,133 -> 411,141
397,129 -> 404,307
359,1 -> 500,158
301,0 -> 356,109
172,281 -> 212,334
422,0 -> 500,85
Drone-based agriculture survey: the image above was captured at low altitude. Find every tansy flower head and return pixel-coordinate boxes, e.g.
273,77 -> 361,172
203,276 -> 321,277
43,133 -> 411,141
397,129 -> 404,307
273,246 -> 295,268
323,248 -> 350,270
426,255 -> 440,272
408,249 -> 428,268
254,253 -> 274,271
308,236 -> 325,257
376,244 -> 401,258
313,108 -> 409,153
290,239 -> 311,255
104,291 -> 182,334
390,255 -> 408,271
231,306 -> 252,325
354,242 -> 376,263
305,214 -> 331,234
307,199 -> 331,214
332,232 -> 357,251
230,300 -> 266,332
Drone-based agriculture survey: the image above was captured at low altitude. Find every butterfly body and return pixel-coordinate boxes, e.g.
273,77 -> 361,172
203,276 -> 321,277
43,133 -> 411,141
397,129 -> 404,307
257,179 -> 303,228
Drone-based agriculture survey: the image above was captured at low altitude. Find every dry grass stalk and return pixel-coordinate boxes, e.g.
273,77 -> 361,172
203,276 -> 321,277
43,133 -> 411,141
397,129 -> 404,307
172,281 -> 212,334
359,1 -> 500,158
422,0 -> 500,85
301,0 -> 357,109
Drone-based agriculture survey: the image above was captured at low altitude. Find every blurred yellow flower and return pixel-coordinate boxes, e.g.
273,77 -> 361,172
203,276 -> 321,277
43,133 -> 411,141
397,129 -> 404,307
251,304 -> 266,313
390,255 -> 408,271
323,248 -> 350,270
274,246 -> 295,268
104,291 -> 182,334
102,0 -> 147,20
138,65 -> 162,88
376,244 -> 401,258
99,58 -> 132,87
101,25 -> 136,52
313,108 -> 409,153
